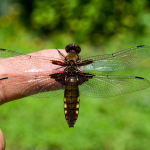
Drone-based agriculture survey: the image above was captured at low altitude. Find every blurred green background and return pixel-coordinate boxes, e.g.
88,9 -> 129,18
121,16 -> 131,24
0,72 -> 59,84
1,0 -> 150,150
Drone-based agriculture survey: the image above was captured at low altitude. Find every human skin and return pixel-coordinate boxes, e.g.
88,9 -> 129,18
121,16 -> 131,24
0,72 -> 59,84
0,129 -> 5,150
0,49 -> 67,105
0,48 -> 66,150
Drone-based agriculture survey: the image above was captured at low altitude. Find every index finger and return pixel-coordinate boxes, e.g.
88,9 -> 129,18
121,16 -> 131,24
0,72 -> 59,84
0,49 -> 67,105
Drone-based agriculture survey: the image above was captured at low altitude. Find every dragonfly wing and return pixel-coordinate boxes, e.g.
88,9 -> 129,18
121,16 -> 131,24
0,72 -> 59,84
0,49 -> 65,73
79,74 -> 150,98
0,48 -> 26,58
0,75 -> 64,98
82,45 -> 150,72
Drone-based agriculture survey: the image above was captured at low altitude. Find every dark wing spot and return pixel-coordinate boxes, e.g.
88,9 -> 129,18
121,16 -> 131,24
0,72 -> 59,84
78,73 -> 95,85
50,73 -> 66,84
135,76 -> 144,79
0,49 -> 6,51
0,77 -> 8,80
137,45 -> 145,48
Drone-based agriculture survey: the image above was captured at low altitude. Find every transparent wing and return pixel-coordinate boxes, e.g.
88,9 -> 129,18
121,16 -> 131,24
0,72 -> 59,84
0,48 -> 25,58
0,75 -> 64,98
79,74 -> 150,98
83,45 -> 150,72
0,48 -> 64,73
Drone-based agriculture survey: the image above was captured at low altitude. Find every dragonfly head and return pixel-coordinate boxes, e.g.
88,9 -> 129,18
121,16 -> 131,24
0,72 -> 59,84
65,43 -> 81,54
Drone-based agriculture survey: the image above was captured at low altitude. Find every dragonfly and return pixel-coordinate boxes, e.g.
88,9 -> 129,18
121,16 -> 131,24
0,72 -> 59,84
0,44 -> 150,127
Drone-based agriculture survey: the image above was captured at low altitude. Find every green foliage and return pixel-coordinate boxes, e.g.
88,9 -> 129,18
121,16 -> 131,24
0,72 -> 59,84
11,0 -> 150,45
1,0 -> 150,150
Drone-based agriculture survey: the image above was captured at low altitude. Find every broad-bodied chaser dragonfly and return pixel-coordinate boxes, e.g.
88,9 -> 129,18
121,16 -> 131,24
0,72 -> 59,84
0,44 -> 150,127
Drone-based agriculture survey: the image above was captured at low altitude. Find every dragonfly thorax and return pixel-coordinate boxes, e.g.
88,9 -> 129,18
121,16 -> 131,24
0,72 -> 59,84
65,60 -> 79,75
65,50 -> 79,61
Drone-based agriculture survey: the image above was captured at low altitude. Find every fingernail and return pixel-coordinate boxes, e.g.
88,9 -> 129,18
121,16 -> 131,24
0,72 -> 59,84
0,129 -> 5,150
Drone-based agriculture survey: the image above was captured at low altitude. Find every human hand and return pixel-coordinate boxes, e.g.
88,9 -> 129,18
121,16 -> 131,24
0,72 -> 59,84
0,48 -> 66,105
0,48 -> 66,150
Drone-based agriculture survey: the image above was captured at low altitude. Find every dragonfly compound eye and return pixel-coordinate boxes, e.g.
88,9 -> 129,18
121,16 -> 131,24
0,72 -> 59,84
65,43 -> 81,54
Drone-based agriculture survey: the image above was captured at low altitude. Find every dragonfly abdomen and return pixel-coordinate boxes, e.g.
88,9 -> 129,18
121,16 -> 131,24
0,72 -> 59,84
64,76 -> 79,127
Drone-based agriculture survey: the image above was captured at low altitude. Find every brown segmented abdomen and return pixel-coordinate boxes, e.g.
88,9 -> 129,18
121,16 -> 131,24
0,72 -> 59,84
64,76 -> 79,127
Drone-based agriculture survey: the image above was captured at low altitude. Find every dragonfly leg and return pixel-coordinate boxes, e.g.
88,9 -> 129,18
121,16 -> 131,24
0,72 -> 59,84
53,66 -> 64,71
57,49 -> 66,58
